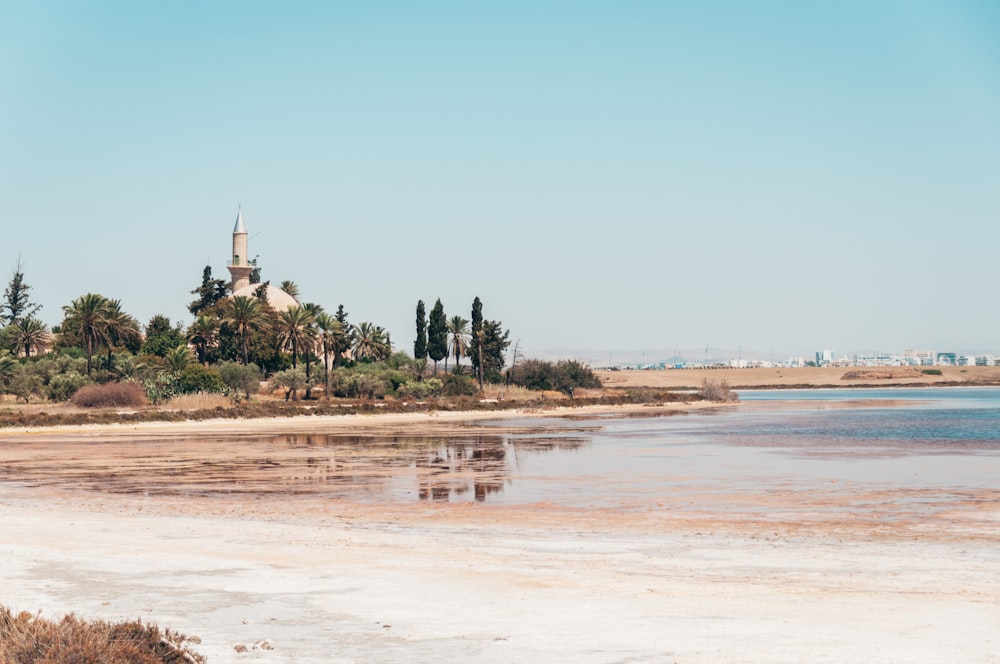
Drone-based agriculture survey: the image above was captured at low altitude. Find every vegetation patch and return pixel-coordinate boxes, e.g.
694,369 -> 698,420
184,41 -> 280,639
70,382 -> 149,408
163,392 -> 232,411
0,605 -> 205,663
699,379 -> 739,402
841,367 -> 922,381
508,359 -> 602,395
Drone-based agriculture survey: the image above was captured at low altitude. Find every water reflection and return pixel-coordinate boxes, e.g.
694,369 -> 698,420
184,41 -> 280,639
0,429 -> 589,504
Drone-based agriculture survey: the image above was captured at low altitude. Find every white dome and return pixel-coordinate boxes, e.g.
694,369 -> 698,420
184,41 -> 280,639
231,283 -> 300,312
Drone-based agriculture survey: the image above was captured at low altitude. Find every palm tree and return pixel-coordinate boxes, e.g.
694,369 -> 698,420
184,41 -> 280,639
0,350 -> 16,387
447,315 -> 470,372
314,311 -> 344,399
300,303 -> 325,397
14,317 -> 50,358
275,305 -> 316,369
62,293 -> 110,377
279,280 -> 300,300
224,296 -> 266,365
351,321 -> 391,362
187,315 -> 219,366
165,344 -> 195,372
102,299 -> 141,371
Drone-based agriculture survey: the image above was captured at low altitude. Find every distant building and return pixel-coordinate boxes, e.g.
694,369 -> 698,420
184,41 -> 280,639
904,349 -> 935,366
855,353 -> 899,366
815,349 -> 834,367
225,207 -> 300,312
936,352 -> 958,366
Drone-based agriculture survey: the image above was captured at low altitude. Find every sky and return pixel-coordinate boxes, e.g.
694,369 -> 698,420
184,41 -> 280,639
2,1 -> 999,360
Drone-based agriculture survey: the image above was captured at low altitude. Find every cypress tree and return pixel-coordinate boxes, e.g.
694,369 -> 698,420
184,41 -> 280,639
413,300 -> 427,359
427,298 -> 447,374
470,296 -> 484,388
188,265 -> 229,316
333,305 -> 350,366
2,258 -> 41,326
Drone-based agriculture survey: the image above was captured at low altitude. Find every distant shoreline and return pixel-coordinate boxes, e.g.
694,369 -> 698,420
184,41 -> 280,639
596,364 -> 1000,390
3,364 -> 997,432
0,399 -> 730,438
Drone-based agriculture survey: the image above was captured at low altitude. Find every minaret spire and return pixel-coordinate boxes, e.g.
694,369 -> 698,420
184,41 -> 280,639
233,204 -> 247,234
227,205 -> 253,292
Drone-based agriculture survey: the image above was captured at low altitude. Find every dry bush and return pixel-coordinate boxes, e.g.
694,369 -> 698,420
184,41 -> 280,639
841,367 -> 922,381
70,382 -> 149,408
699,379 -> 739,402
0,605 -> 205,663
479,383 -> 544,401
164,392 -> 231,411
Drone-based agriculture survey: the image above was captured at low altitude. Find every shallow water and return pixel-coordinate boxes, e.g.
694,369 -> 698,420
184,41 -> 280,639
2,389 -> 998,515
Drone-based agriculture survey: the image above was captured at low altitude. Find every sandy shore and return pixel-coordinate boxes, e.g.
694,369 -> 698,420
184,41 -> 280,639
597,364 -> 1000,389
2,398 -> 999,663
0,399 -> 729,440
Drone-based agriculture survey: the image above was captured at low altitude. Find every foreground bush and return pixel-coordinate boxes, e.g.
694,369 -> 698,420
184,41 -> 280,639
71,382 -> 149,408
0,605 -> 205,663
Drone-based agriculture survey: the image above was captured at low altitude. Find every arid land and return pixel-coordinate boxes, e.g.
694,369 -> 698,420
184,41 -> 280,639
596,364 -> 1000,389
1,380 -> 999,662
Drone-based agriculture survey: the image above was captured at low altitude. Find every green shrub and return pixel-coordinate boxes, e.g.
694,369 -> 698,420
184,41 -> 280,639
441,373 -> 477,396
71,382 -> 149,408
922,368 -> 943,376
381,369 -> 408,393
175,365 -> 227,395
509,359 -> 602,394
48,371 -> 91,402
8,366 -> 45,403
142,373 -> 177,405
397,380 -> 429,399
347,373 -> 385,399
270,368 -> 309,400
218,361 -> 262,400
56,353 -> 89,375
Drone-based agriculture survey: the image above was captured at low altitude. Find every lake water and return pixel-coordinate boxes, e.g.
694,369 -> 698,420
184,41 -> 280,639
3,388 -> 998,512
470,387 -> 1000,508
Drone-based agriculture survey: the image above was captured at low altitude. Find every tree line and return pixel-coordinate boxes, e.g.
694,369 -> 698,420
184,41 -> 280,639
1,259 -> 598,404
412,296 -> 510,388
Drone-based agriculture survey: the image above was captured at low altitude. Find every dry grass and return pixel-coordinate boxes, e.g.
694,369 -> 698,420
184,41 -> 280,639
164,392 -> 232,411
478,383 -> 555,401
0,605 -> 205,663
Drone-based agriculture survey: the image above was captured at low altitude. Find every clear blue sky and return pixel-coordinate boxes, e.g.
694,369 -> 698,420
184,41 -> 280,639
2,1 -> 998,358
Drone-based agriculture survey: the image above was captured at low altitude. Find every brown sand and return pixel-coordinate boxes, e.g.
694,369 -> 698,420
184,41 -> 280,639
597,364 -> 1000,389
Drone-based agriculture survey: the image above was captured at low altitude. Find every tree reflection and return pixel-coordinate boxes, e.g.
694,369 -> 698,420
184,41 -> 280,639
0,430 -> 588,503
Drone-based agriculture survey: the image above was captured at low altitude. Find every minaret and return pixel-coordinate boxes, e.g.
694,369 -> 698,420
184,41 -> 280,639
227,206 -> 253,292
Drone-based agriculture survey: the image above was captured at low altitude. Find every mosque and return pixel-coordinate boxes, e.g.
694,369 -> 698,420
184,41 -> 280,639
226,207 -> 299,311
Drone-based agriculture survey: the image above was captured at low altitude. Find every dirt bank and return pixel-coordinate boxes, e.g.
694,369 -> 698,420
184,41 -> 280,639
597,364 -> 1000,389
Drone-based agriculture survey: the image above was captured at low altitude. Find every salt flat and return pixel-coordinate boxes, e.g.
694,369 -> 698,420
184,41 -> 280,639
1,408 -> 998,663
